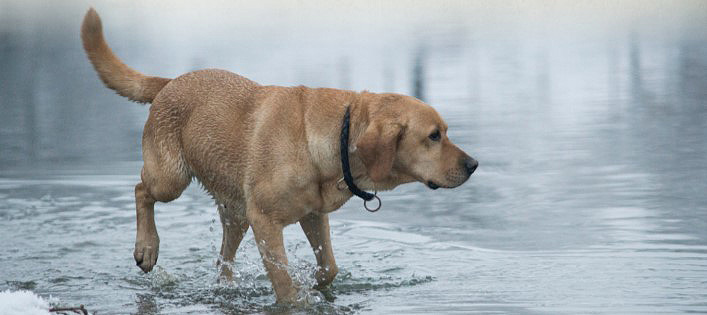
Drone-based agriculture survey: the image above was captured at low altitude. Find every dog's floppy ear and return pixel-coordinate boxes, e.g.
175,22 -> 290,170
355,121 -> 402,182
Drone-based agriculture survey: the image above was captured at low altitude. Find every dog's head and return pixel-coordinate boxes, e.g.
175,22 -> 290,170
356,93 -> 477,190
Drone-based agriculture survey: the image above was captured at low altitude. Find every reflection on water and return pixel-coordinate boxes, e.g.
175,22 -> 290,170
1,1 -> 707,314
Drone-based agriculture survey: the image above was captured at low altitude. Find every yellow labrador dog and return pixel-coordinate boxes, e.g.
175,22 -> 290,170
81,8 -> 477,303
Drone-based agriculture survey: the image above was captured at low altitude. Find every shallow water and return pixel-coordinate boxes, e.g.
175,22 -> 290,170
2,1 -> 707,314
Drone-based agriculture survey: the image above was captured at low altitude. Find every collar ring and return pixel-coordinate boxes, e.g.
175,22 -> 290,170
363,192 -> 381,212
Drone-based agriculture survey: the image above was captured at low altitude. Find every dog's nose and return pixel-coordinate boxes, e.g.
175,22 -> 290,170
464,158 -> 478,175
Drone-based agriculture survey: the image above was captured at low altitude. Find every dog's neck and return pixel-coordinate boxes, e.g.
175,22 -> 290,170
338,92 -> 412,192
339,105 -> 376,202
313,91 -> 415,213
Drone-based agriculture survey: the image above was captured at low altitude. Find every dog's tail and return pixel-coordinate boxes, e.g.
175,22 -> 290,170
81,8 -> 171,103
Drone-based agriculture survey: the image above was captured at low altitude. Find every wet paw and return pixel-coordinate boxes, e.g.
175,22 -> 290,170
134,236 -> 159,273
314,265 -> 338,289
295,288 -> 325,306
217,263 -> 234,282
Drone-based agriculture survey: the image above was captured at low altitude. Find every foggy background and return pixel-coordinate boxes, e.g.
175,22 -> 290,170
1,1 -> 707,314
2,1 -> 705,169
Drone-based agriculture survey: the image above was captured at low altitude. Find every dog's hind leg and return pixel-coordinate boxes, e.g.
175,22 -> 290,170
300,213 -> 338,289
217,203 -> 249,280
133,181 -> 160,272
134,129 -> 191,273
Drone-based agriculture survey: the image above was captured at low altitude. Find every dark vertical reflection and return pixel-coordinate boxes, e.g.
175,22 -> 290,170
412,45 -> 426,102
628,31 -> 645,104
607,39 -> 621,103
678,39 -> 707,106
0,19 -> 38,163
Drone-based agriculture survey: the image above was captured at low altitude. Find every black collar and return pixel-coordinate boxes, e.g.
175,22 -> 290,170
340,106 -> 377,203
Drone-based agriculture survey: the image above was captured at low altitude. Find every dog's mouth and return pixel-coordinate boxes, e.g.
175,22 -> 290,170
427,179 -> 468,190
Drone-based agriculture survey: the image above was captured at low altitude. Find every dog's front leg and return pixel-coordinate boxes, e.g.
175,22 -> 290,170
300,213 -> 338,289
247,205 -> 297,303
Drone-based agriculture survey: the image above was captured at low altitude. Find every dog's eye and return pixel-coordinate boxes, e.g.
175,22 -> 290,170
429,130 -> 441,141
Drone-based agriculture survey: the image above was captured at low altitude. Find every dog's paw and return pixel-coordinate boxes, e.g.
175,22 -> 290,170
314,265 -> 338,289
294,288 -> 325,306
217,263 -> 234,283
134,236 -> 160,273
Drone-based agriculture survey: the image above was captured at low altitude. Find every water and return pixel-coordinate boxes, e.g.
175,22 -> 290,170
1,1 -> 707,314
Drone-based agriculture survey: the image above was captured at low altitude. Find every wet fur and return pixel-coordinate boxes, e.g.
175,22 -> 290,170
81,8 -> 475,303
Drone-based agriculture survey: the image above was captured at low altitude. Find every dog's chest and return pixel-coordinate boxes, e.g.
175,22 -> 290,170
317,179 -> 352,213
